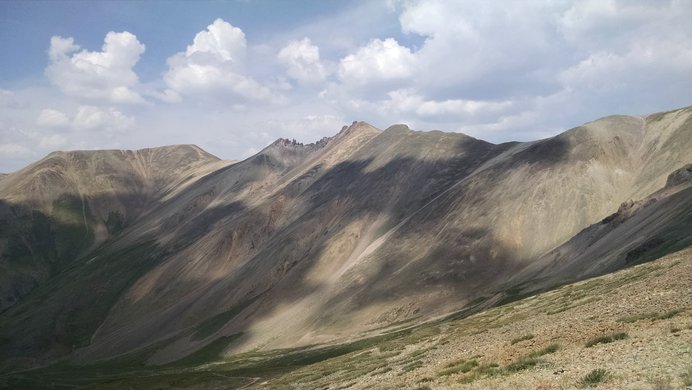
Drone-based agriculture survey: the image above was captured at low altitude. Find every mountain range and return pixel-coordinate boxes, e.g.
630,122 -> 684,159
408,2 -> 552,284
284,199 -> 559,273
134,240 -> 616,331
0,106 -> 691,388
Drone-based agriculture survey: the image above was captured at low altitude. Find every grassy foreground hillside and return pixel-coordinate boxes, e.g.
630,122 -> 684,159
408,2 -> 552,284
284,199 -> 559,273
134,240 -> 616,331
2,247 -> 690,389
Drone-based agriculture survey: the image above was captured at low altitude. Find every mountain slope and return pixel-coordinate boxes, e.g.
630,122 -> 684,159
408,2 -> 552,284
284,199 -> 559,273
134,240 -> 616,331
0,144 -> 230,310
509,162 -> 692,292
0,107 -> 691,376
0,145 -> 231,364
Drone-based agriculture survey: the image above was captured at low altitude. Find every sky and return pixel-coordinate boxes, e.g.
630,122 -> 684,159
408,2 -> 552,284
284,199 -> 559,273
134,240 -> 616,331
1,0 -> 691,172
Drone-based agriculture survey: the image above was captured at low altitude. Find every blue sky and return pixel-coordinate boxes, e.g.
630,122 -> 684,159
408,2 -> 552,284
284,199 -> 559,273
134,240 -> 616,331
0,1 -> 394,84
1,0 -> 691,172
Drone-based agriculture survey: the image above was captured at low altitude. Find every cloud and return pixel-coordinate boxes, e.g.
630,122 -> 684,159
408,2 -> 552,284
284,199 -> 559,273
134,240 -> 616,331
45,32 -> 146,104
319,0 -> 692,141
73,105 -> 134,130
163,18 -> 278,102
278,38 -> 327,85
48,36 -> 79,62
36,108 -> 70,128
321,1 -> 564,127
185,18 -> 246,61
386,89 -> 513,120
0,89 -> 23,109
398,1 -> 566,99
37,134 -> 67,150
263,114 -> 345,139
337,38 -> 415,88
553,39 -> 692,115
0,143 -> 32,158
327,88 -> 515,128
35,106 -> 135,132
558,0 -> 674,46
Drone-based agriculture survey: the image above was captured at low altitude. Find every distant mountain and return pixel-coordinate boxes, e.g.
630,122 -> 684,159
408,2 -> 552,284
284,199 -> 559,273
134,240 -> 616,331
0,145 -> 230,324
0,107 -> 690,374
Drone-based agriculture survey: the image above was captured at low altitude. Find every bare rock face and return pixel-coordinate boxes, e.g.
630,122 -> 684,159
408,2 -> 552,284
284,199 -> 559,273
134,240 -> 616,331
665,163 -> 692,188
1,107 -> 692,371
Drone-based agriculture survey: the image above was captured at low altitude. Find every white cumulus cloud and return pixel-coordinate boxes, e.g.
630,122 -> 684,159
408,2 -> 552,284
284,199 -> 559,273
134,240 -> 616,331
73,105 -> 134,130
163,18 -> 277,102
278,38 -> 327,84
338,38 -> 416,88
36,108 -> 70,128
45,32 -> 146,104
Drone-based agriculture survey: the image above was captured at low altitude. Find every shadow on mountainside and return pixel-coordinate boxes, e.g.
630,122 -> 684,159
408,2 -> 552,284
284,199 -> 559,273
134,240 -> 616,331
0,131 -> 584,372
0,191 -> 251,370
125,133 -> 579,363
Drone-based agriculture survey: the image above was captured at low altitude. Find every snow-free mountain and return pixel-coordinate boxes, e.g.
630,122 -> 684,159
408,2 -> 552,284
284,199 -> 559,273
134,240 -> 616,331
1,106 -> 691,376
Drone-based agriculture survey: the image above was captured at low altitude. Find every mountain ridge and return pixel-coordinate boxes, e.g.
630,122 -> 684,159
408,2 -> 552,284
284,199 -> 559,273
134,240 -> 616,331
0,106 -> 691,377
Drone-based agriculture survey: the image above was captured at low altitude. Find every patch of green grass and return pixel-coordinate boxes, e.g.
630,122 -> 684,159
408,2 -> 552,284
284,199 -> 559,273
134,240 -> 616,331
401,359 -> 424,374
617,309 -> 683,323
458,363 -> 502,384
501,344 -> 559,375
510,334 -> 534,345
269,341 -> 403,386
546,306 -> 571,315
336,381 -> 357,390
450,344 -> 555,381
657,309 -> 683,320
527,343 -> 560,358
439,359 -> 478,376
230,327 -> 416,382
585,332 -> 628,348
578,368 -> 610,387
618,312 -> 659,323
681,367 -> 692,386
505,357 -> 542,372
